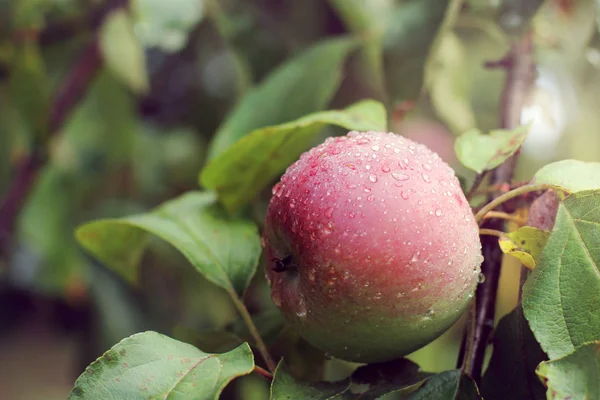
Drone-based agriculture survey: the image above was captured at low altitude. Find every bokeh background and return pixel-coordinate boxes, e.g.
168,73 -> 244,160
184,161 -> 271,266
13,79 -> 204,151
0,1 -> 599,399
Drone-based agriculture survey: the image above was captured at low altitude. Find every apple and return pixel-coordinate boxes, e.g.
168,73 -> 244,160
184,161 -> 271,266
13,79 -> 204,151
262,131 -> 483,363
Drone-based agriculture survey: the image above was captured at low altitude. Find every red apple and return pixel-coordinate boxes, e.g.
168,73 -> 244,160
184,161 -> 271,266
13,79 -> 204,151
262,131 -> 482,363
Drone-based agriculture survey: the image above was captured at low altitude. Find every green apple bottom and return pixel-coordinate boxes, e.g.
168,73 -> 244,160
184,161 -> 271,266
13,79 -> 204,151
262,131 -> 483,363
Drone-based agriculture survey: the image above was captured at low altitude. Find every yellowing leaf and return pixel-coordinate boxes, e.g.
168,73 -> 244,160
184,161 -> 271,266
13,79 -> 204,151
498,226 -> 550,270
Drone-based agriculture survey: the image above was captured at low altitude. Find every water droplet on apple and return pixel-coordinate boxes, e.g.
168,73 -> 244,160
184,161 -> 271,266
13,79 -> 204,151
371,145 -> 380,151
369,174 -> 378,183
411,251 -> 420,263
435,209 -> 442,217
325,207 -> 334,218
392,172 -> 409,181
478,273 -> 486,283
381,165 -> 391,173
401,191 -> 409,200
423,163 -> 432,171
272,182 -> 283,197
422,173 -> 431,183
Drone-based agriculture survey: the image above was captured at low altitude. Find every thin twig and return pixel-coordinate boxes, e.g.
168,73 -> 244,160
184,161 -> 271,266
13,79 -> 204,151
0,0 -> 128,254
482,210 -> 525,225
459,31 -> 535,383
474,183 -> 566,224
465,171 -> 489,202
479,228 -> 506,238
254,365 -> 274,381
230,294 -> 277,373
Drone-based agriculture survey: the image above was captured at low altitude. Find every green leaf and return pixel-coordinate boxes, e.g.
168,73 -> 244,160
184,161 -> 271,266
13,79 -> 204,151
408,370 -> 480,400
523,190 -> 600,359
201,99 -> 387,212
76,191 -> 261,297
207,37 -> 357,159
427,32 -> 476,135
480,307 -> 547,400
382,0 -> 452,104
99,9 -> 149,94
454,125 -> 529,174
68,331 -> 254,400
498,226 -> 551,270
271,358 -> 428,399
536,341 -> 600,400
132,0 -> 205,52
533,160 -> 600,193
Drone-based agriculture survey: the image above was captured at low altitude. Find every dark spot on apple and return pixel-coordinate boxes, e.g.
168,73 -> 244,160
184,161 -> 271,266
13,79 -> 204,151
273,255 -> 295,273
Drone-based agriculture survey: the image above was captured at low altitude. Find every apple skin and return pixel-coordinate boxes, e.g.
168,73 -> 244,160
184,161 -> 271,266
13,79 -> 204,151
262,131 -> 483,363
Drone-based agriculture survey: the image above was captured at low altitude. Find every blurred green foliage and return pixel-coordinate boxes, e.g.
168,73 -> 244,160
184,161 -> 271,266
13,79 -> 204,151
1,0 -> 600,399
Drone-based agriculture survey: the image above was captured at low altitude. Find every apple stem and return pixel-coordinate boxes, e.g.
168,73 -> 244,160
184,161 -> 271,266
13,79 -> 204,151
474,183 -> 568,224
230,293 -> 277,373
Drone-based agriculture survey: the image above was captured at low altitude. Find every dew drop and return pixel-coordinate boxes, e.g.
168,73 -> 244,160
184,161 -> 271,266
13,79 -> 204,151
381,165 -> 391,173
369,174 -> 378,183
435,209 -> 442,217
367,195 -> 375,202
272,182 -> 283,197
296,296 -> 307,318
325,207 -> 334,218
392,172 -> 409,181
366,164 -> 372,170
349,212 -> 356,219
364,187 -> 371,193
371,145 -> 380,151
478,273 -> 486,283
401,191 -> 409,200
422,173 -> 431,183
423,163 -> 432,171
347,184 -> 357,190
411,251 -> 420,263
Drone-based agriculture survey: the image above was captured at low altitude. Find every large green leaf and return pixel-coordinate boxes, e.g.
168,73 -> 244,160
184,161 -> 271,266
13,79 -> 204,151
523,190 -> 600,359
99,9 -> 149,94
207,37 -> 357,159
76,191 -> 261,297
408,370 -> 480,400
536,341 -> 600,400
270,358 -> 428,399
533,160 -> 600,193
427,32 -> 475,135
382,0 -> 450,104
68,331 -> 254,399
454,125 -> 529,174
200,99 -> 387,212
480,307 -> 546,400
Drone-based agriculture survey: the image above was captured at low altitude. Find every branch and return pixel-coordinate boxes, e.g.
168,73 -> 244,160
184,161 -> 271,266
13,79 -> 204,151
460,31 -> 535,383
0,0 -> 128,255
